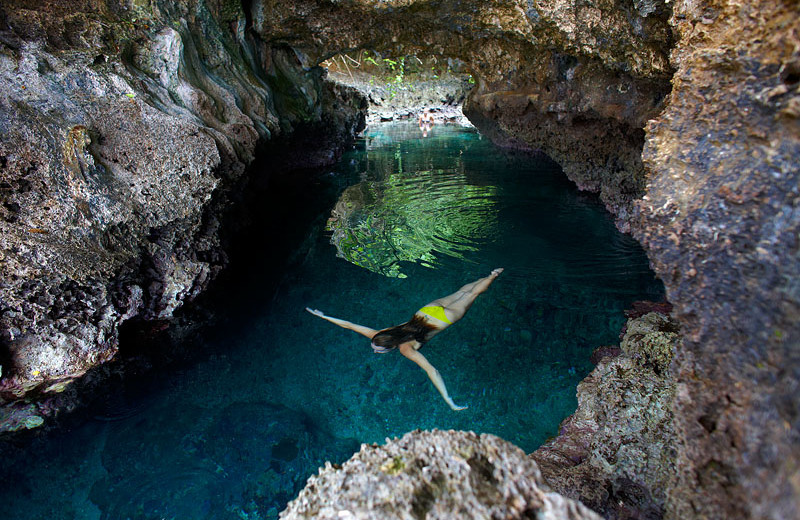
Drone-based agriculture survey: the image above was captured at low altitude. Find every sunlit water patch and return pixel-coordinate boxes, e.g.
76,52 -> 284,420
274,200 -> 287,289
0,122 -> 664,519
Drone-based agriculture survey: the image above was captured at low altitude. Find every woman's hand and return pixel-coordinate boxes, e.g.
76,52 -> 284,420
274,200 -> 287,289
305,307 -> 325,317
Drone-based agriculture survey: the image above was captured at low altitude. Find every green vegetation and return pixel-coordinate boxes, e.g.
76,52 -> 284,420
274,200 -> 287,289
323,51 -> 466,99
351,52 -> 407,98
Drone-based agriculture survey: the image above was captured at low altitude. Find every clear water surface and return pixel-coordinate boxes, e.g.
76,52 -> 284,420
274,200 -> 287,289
0,122 -> 664,519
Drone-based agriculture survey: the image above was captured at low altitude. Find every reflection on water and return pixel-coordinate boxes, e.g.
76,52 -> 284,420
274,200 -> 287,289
0,122 -> 664,520
327,168 -> 498,278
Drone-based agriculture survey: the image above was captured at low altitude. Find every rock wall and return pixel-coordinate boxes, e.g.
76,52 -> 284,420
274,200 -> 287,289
632,1 -> 800,518
252,0 -> 674,226
1,1 -> 798,519
0,0 -> 365,428
532,308 -> 680,519
254,1 -> 800,518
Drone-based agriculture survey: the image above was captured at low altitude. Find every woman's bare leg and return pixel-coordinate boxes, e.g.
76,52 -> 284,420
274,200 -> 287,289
428,268 -> 503,323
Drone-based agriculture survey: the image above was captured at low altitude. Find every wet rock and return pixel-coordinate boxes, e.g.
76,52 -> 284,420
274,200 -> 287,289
0,1 -> 797,518
282,429 -> 602,520
589,345 -> 621,365
623,300 -> 673,320
0,402 -> 44,432
532,311 -> 680,519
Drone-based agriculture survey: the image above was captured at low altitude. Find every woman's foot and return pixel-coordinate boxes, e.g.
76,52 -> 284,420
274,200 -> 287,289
490,268 -> 504,278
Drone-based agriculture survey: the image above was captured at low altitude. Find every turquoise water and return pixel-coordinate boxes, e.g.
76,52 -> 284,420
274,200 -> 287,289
0,122 -> 664,519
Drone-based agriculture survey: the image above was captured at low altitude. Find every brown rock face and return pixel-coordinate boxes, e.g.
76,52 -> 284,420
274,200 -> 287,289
632,1 -> 800,518
255,2 -> 800,517
252,0 -> 675,226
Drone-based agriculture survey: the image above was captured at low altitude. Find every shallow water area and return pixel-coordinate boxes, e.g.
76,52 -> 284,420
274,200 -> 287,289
0,122 -> 664,519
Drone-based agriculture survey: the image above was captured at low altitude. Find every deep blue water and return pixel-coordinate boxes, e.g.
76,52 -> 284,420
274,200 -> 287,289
0,122 -> 664,519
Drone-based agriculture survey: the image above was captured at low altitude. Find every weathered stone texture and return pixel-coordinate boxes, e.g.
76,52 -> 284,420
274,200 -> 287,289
0,0 -> 365,427
282,429 -> 602,520
633,1 -> 800,518
1,1 -> 798,519
532,311 -> 680,519
252,0 -> 675,226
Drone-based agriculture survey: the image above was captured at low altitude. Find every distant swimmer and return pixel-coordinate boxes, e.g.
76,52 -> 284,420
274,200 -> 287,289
306,268 -> 504,410
418,108 -> 435,137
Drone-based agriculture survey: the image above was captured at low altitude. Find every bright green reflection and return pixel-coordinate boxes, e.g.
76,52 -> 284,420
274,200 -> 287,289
326,137 -> 498,278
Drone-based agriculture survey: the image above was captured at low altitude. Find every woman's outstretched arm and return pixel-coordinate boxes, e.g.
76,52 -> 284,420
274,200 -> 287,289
399,343 -> 467,411
305,308 -> 378,339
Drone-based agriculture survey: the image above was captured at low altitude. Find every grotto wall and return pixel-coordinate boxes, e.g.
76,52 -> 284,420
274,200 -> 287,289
250,0 -> 675,225
251,1 -> 800,518
0,0 -> 365,427
631,1 -> 800,518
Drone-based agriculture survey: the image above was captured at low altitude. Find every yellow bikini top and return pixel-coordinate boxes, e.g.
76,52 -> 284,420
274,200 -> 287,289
419,305 -> 452,324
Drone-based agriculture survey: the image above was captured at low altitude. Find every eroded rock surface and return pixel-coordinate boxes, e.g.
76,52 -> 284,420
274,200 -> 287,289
0,0 -> 365,427
1,1 -> 798,519
632,1 -> 800,518
282,429 -> 602,520
324,53 -> 473,124
252,0 -> 675,226
532,310 -> 680,519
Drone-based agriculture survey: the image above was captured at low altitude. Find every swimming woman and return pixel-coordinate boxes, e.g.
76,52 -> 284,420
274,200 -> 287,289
305,268 -> 503,411
418,108 -> 435,137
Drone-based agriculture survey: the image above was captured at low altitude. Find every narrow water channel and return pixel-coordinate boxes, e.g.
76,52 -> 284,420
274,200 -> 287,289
0,122 -> 664,519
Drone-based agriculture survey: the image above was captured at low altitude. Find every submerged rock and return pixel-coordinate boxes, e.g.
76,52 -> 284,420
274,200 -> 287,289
282,429 -> 602,520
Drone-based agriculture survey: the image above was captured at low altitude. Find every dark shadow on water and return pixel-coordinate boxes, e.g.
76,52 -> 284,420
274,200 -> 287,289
0,122 -> 664,520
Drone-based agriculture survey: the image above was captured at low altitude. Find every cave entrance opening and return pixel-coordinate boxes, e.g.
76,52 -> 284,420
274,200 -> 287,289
321,50 -> 474,123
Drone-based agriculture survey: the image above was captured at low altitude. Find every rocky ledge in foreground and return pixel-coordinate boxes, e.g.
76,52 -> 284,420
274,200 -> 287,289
281,429 -> 601,520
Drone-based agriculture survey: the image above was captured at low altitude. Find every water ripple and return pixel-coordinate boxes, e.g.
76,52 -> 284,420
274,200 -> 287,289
327,168 -> 500,277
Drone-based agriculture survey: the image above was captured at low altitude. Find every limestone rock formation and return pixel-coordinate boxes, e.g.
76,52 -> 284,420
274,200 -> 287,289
281,429 -> 602,520
532,310 -> 680,519
323,53 -> 473,124
251,4 -> 800,515
632,1 -> 800,518
0,0 -> 365,428
252,0 -> 675,225
1,1 -> 798,519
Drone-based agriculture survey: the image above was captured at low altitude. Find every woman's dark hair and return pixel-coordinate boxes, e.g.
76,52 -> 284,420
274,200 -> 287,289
371,315 -> 437,353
